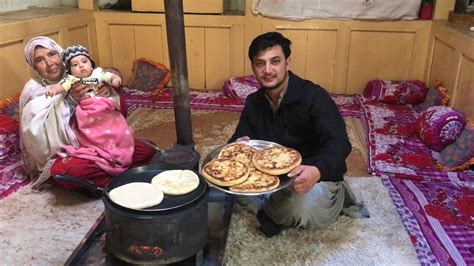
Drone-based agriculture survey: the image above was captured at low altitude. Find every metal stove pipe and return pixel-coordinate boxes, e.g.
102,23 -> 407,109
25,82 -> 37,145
164,0 -> 194,147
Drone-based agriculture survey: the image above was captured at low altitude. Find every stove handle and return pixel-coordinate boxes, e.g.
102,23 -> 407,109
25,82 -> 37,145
53,175 -> 103,197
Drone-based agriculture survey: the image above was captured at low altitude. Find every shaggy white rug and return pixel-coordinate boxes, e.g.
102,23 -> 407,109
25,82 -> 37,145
0,185 -> 103,265
224,176 -> 420,265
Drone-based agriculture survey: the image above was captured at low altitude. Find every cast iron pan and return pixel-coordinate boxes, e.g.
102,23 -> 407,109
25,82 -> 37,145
54,164 -> 207,212
104,164 -> 208,212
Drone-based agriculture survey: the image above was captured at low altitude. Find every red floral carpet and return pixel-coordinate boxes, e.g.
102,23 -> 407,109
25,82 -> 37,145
357,93 -> 474,265
382,174 -> 473,265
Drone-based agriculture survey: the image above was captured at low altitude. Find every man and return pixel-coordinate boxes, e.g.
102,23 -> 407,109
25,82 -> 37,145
230,32 -> 362,237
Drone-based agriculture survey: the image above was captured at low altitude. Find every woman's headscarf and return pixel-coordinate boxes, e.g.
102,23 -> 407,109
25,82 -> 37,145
23,36 -> 64,81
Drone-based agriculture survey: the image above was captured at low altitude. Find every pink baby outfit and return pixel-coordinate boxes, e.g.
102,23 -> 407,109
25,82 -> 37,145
60,97 -> 134,176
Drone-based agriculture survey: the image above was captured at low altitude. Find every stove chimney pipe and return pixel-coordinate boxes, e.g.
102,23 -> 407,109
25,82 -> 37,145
164,0 -> 194,147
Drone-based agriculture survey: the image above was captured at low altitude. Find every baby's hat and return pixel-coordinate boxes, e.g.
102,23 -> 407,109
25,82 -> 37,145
62,44 -> 96,72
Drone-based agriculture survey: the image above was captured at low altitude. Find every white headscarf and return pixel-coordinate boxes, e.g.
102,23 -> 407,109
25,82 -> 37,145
23,36 -> 64,83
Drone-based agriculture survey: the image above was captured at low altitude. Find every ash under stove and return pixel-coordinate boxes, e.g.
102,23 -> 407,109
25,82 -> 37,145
66,188 -> 234,265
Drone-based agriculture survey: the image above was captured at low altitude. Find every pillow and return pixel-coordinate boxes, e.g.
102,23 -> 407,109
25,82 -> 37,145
0,94 -> 20,120
363,79 -> 428,105
223,75 -> 260,100
438,120 -> 474,171
128,58 -> 171,93
416,85 -> 449,112
415,106 -> 466,151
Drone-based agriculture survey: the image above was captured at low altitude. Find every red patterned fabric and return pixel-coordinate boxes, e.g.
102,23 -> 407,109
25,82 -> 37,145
222,75 -> 260,100
416,106 -> 466,151
0,114 -> 20,162
439,120 -> 474,171
364,79 -> 428,105
382,174 -> 474,265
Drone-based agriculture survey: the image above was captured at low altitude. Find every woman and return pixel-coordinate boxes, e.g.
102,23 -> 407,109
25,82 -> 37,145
21,36 -> 156,190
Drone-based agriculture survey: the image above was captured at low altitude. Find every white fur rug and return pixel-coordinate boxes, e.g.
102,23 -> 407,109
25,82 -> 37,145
0,185 -> 103,265
0,176 -> 419,265
224,176 -> 419,265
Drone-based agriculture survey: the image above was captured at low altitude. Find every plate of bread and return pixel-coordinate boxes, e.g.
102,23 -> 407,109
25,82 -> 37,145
199,140 -> 302,196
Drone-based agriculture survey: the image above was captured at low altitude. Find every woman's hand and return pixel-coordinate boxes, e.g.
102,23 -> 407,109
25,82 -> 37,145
289,165 -> 321,195
70,83 -> 92,102
96,85 -> 113,98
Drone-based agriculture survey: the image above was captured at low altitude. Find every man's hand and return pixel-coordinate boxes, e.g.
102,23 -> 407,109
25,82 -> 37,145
236,136 -> 250,142
288,165 -> 321,195
70,83 -> 92,102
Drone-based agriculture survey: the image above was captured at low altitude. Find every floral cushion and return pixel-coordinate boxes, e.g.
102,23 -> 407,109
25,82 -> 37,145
363,79 -> 428,105
438,120 -> 474,171
415,106 -> 466,151
0,94 -> 20,120
128,58 -> 171,93
415,85 -> 449,112
222,75 -> 260,100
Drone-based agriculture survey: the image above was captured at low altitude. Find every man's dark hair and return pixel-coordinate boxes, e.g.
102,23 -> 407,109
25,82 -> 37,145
248,32 -> 292,62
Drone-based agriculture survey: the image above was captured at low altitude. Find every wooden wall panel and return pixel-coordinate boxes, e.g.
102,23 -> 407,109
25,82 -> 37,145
134,25 -> 165,64
453,56 -> 474,118
205,27 -> 231,90
426,21 -> 474,118
109,25 -> 136,82
0,40 -> 30,98
66,26 -> 90,50
346,30 -> 415,92
429,38 -> 457,99
305,30 -> 337,90
185,27 -> 205,89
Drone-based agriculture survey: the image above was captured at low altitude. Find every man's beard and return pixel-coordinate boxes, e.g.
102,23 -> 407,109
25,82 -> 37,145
261,71 -> 288,91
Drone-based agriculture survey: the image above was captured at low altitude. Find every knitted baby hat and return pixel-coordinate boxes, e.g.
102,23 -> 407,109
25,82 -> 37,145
62,44 -> 96,73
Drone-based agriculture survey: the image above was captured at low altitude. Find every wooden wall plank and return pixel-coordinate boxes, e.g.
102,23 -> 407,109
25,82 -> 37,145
185,27 -> 205,89
205,27 -> 230,90
346,30 -> 415,92
453,55 -> 474,118
429,38 -> 457,99
109,25 -> 136,83
134,25 -> 165,64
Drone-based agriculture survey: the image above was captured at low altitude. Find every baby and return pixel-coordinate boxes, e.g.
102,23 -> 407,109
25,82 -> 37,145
46,45 -> 121,97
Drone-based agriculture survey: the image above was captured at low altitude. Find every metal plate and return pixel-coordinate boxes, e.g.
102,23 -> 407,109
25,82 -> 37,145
199,140 -> 296,196
105,165 -> 207,212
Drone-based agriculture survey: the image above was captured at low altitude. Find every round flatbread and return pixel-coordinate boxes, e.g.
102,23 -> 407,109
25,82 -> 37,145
108,182 -> 164,210
202,159 -> 249,187
229,168 -> 280,193
151,169 -> 200,195
217,143 -> 257,165
252,146 -> 302,175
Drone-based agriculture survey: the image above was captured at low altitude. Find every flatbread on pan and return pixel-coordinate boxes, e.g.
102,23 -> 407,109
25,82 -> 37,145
229,168 -> 280,193
252,146 -> 302,175
109,182 -> 164,210
218,143 -> 257,165
202,159 -> 249,187
151,169 -> 200,195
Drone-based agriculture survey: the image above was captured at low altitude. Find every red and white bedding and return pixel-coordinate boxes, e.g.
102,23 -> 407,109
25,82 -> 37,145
357,94 -> 473,265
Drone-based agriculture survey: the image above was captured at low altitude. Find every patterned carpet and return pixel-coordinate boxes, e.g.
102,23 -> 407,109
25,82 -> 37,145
0,106 -> 417,265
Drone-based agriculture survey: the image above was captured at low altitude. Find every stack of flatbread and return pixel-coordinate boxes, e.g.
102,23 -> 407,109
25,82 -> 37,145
108,169 -> 200,210
202,142 -> 302,193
